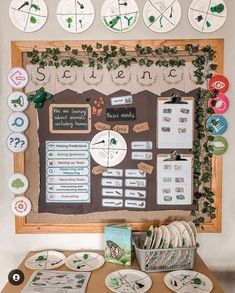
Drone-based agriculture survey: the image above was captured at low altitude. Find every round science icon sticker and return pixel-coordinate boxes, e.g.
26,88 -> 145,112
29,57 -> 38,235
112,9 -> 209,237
208,93 -> 229,114
11,196 -> 32,217
8,67 -> 29,89
207,136 -> 228,156
8,92 -> 29,112
8,173 -> 29,194
209,75 -> 229,93
8,112 -> 29,133
207,115 -> 228,136
7,133 -> 28,153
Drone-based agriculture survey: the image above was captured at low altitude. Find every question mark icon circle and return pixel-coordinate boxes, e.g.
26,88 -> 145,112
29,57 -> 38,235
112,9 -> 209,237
11,196 -> 32,217
7,133 -> 28,153
8,269 -> 24,286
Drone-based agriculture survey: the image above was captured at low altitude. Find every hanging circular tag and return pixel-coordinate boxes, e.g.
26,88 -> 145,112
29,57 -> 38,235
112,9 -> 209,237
9,0 -> 48,32
7,133 -> 28,153
57,0 -> 95,33
101,0 -> 139,33
208,93 -> 230,114
8,92 -> 29,112
207,136 -> 228,156
207,115 -> 228,136
8,67 -> 29,89
143,0 -> 182,33
8,112 -> 29,133
11,196 -> 32,217
8,173 -> 29,194
209,75 -> 229,93
188,0 -> 227,33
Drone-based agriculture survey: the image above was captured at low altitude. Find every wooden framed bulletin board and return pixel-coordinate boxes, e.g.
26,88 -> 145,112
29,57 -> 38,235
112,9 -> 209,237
11,39 -> 223,234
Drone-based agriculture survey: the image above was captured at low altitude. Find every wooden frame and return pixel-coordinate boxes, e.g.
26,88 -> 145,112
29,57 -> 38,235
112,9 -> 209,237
12,39 -> 223,234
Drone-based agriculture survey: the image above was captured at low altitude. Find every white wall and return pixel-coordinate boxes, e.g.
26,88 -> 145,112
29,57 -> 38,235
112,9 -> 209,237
0,0 -> 235,289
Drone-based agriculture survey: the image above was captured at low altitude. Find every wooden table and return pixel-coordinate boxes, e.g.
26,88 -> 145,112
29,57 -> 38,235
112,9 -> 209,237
2,252 -> 224,293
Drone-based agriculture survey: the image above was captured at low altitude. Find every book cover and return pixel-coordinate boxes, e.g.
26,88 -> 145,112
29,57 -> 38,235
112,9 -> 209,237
104,225 -> 131,266
21,270 -> 91,293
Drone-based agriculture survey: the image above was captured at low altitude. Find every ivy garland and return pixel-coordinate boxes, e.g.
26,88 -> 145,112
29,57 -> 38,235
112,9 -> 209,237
26,43 -> 218,227
192,89 -> 217,228
27,43 -> 217,85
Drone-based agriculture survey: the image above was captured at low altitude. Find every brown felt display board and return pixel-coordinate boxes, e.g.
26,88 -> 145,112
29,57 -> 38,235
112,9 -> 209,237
11,40 -> 223,233
37,88 -> 197,214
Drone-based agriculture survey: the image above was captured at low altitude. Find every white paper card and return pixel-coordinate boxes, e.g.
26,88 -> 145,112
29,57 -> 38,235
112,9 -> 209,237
125,169 -> 146,178
46,141 -> 91,203
132,152 -> 153,160
102,188 -> 123,197
131,141 -> 153,150
125,179 -> 146,188
111,95 -> 133,106
101,178 -> 123,187
102,199 -> 123,207
125,200 -> 146,209
102,169 -> 123,177
157,155 -> 192,205
157,98 -> 194,149
125,189 -> 147,199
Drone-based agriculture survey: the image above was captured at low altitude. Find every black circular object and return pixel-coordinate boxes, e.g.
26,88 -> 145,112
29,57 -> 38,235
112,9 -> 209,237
8,269 -> 24,286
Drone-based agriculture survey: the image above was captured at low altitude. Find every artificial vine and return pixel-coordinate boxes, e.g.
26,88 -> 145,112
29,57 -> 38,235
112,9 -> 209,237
27,42 -> 217,85
26,42 -> 218,226
192,88 -> 217,227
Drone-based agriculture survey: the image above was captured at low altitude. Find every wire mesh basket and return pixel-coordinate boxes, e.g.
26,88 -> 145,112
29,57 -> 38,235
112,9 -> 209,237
132,232 -> 199,273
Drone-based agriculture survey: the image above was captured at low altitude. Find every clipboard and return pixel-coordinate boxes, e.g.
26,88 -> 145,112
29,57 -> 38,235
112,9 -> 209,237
157,95 -> 194,149
157,153 -> 194,206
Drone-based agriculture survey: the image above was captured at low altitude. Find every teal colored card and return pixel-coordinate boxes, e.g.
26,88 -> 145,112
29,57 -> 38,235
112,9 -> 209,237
104,225 -> 131,266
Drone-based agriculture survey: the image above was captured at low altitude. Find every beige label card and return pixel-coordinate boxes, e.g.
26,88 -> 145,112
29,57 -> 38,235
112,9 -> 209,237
95,122 -> 111,131
113,125 -> 129,134
133,122 -> 149,133
92,165 -> 108,175
138,162 -> 154,175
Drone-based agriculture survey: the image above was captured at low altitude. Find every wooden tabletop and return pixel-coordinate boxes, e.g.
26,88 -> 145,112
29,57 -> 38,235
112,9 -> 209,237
2,252 -> 224,293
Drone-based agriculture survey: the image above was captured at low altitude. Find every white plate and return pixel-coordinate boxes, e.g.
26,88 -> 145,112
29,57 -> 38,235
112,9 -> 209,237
143,0 -> 182,33
143,225 -> 154,249
65,252 -> 105,271
174,221 -> 192,247
167,223 -> 180,248
9,0 -> 48,32
101,0 -> 139,33
25,251 -> 66,270
188,221 -> 197,245
181,221 -> 195,247
57,0 -> 95,33
105,269 -> 152,293
188,0 -> 227,33
164,270 -> 213,293
154,226 -> 163,249
90,130 -> 127,167
160,225 -> 170,248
